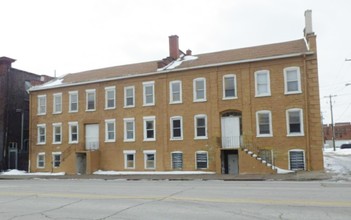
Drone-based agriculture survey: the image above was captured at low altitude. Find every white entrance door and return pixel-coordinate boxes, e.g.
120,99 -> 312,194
85,124 -> 99,150
221,117 -> 240,148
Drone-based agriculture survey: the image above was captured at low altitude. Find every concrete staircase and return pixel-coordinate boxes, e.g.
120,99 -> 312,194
241,147 -> 277,172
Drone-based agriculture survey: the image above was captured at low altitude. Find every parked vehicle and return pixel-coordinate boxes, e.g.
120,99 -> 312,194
340,144 -> 351,149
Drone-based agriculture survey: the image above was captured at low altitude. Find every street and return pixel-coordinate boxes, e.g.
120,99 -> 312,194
0,179 -> 351,220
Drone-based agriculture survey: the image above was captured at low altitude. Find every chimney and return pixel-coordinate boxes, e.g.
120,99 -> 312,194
304,10 -> 313,37
169,35 -> 180,60
0,56 -> 15,75
186,49 -> 192,56
304,10 -> 316,52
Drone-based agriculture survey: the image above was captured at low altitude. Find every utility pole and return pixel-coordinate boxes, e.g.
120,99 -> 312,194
325,95 -> 337,151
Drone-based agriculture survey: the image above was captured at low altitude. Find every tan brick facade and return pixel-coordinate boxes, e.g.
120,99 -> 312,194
29,37 -> 324,174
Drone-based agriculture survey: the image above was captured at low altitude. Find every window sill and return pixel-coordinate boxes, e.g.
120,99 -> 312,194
52,112 -> 62,115
69,111 -> 78,113
257,134 -> 273,138
105,140 -> 116,143
36,143 -> 46,145
170,138 -> 183,141
255,94 -> 271,98
68,141 -> 79,144
143,139 -> 156,142
169,101 -> 183,105
85,109 -> 96,112
284,91 -> 302,95
193,99 -> 207,103
143,103 -> 155,107
124,139 -> 135,142
194,136 -> 208,140
124,106 -> 135,109
222,97 -> 238,100
287,133 -> 304,137
105,107 -> 116,110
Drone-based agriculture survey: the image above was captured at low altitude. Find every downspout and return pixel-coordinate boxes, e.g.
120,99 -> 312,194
303,54 -> 311,170
28,91 -> 32,172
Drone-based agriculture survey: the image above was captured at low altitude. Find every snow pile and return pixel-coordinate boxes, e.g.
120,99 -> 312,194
0,170 -> 65,176
94,170 -> 215,175
324,148 -> 351,181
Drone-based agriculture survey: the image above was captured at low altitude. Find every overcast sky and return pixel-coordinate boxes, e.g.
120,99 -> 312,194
1,0 -> 351,124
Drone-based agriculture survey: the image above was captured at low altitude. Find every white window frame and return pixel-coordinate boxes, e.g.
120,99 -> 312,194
193,77 -> 207,102
37,95 -> 46,115
52,152 -> 62,168
143,81 -> 155,106
223,74 -> 237,99
105,119 -> 116,142
143,116 -> 156,141
68,121 -> 79,144
288,149 -> 305,171
255,70 -> 271,97
194,114 -> 208,139
171,151 -> 183,170
284,67 -> 302,94
124,150 -> 136,169
170,116 -> 183,140
123,118 -> 135,142
37,124 -> 46,145
169,80 -> 182,104
195,151 -> 208,169
286,108 -> 304,136
105,86 -> 116,110
256,110 -> 273,137
53,93 -> 62,114
86,89 -> 96,111
37,152 -> 45,169
52,122 -> 62,144
124,86 -> 135,108
143,150 -> 156,170
69,91 -> 78,113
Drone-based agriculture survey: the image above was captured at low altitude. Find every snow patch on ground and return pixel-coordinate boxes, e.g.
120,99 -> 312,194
93,170 -> 215,175
323,148 -> 351,181
0,170 -> 65,176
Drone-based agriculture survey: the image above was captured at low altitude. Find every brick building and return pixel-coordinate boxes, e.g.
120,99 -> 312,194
323,123 -> 351,148
29,11 -> 324,175
0,56 -> 51,171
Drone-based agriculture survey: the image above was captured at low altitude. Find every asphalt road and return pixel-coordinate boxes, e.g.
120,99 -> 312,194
0,179 -> 350,220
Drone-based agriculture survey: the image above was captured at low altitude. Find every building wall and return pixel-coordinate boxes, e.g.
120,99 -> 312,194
29,51 -> 324,174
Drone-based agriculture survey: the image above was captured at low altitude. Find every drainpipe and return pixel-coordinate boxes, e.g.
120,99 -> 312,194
303,55 -> 311,171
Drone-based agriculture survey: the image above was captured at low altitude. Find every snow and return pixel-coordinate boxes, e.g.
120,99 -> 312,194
323,148 -> 351,181
93,170 -> 215,175
1,149 -> 351,180
158,55 -> 198,71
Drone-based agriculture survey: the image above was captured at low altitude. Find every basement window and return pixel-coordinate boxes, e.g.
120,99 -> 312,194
289,150 -> 305,171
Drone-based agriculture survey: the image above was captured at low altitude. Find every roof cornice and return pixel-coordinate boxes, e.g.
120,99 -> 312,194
29,51 -> 314,92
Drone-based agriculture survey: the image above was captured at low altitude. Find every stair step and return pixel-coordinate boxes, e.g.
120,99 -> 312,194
262,160 -> 267,164
267,163 -> 272,167
257,157 -> 262,161
252,154 -> 257,158
248,151 -> 253,155
243,149 -> 249,152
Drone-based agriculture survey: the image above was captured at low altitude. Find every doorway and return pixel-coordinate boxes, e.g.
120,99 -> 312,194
222,150 -> 239,175
76,153 -> 86,175
85,124 -> 99,150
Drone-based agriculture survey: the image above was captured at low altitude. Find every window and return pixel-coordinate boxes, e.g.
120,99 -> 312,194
143,116 -> 156,141
53,93 -> 62,114
124,118 -> 135,142
284,67 -> 301,94
37,124 -> 46,144
69,122 -> 79,144
144,150 -> 156,169
37,95 -> 46,115
52,152 -> 61,168
69,91 -> 78,112
86,89 -> 96,111
105,86 -> 116,109
289,150 -> 305,170
255,70 -> 271,97
52,123 -> 62,144
124,150 -> 136,169
170,116 -> 183,140
286,108 -> 304,136
143,81 -> 155,106
170,80 -> 182,104
37,153 -> 45,168
196,151 -> 208,169
124,86 -> 135,108
171,152 -> 183,169
105,119 -> 116,142
256,110 -> 273,137
193,78 -> 206,102
194,114 -> 208,139
223,74 -> 237,99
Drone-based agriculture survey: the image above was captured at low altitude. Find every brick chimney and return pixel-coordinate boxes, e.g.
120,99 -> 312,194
169,35 -> 180,60
0,57 -> 15,75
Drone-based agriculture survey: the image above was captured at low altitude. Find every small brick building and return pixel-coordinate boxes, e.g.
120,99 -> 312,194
323,123 -> 351,148
29,11 -> 324,174
0,57 -> 51,171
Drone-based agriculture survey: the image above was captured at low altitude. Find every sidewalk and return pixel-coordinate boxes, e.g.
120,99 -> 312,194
0,171 -> 333,181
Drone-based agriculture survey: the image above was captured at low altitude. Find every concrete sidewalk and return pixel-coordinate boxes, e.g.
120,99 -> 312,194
0,171 -> 333,181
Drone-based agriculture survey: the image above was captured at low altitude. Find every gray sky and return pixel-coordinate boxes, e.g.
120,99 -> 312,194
1,0 -> 351,124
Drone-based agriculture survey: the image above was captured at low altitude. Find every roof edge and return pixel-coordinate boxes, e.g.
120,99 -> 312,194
29,51 -> 314,92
